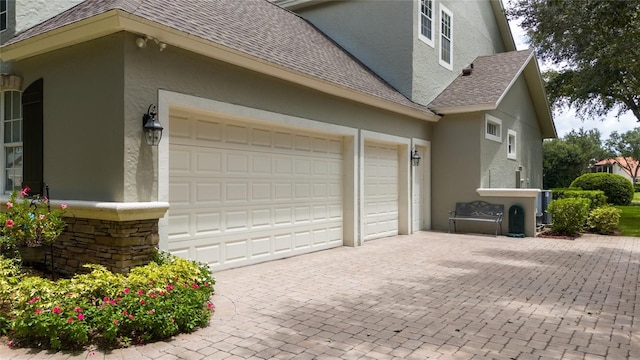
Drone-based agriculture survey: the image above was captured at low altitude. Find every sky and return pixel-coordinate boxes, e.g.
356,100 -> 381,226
507,10 -> 639,141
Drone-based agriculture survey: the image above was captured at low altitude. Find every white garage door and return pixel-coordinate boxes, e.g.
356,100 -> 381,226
168,111 -> 344,270
363,141 -> 399,240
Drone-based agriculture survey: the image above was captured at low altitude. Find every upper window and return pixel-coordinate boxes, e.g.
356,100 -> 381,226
2,90 -> 23,192
485,115 -> 502,143
0,0 -> 7,32
439,4 -> 453,70
419,0 -> 434,46
507,129 -> 517,160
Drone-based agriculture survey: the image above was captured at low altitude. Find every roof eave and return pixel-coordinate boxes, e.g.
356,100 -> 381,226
1,10 -> 438,123
521,55 -> 557,139
430,103 -> 497,115
490,0 -> 516,52
0,10 -> 125,61
272,0 -> 331,10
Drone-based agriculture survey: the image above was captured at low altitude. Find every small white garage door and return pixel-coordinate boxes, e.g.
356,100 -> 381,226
168,111 -> 344,270
363,141 -> 399,240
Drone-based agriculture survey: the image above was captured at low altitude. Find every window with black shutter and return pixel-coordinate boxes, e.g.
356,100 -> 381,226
21,79 -> 43,195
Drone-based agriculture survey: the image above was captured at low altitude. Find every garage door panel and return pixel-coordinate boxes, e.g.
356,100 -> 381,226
195,213 -> 221,235
195,119 -> 222,142
194,245 -> 221,266
169,113 -> 344,270
252,128 -> 272,147
169,182 -> 190,204
170,149 -> 191,173
251,209 -> 271,228
168,214 -> 190,238
251,237 -> 271,257
275,207 -> 292,225
169,115 -> 191,138
195,182 -> 222,203
252,156 -> 272,173
364,141 -> 399,240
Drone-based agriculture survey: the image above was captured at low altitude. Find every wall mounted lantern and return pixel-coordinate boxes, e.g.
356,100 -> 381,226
411,148 -> 421,167
142,105 -> 163,146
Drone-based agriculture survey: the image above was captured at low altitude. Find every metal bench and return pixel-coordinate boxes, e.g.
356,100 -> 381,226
448,201 -> 504,236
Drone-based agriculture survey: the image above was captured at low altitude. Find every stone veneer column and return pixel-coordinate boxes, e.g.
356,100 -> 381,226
47,201 -> 169,275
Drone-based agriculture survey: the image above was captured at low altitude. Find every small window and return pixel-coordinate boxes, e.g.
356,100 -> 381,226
507,129 -> 517,160
2,90 -> 23,192
439,4 -> 453,70
485,115 -> 501,143
419,0 -> 434,46
0,0 -> 7,32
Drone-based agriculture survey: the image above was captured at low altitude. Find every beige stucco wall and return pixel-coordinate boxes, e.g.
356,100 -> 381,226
122,31 -> 433,202
485,76 -> 543,189
294,1 -> 414,99
431,113 -> 482,231
431,75 -> 545,235
9,33 -> 125,201
10,31 -> 432,203
291,0 -> 507,107
413,0 -> 507,105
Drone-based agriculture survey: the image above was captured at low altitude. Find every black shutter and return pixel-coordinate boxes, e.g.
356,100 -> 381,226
22,79 -> 44,196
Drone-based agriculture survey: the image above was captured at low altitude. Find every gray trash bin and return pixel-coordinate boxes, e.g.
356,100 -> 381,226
507,204 -> 525,238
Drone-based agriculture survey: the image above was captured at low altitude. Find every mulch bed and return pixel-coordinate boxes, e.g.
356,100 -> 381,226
537,229 -> 621,240
536,230 -> 579,240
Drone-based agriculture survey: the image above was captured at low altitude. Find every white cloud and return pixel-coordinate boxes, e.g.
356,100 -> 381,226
552,109 -> 639,140
505,1 -> 640,140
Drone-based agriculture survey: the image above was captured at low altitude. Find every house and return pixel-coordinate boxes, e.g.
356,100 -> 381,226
0,0 -> 556,274
592,157 -> 640,184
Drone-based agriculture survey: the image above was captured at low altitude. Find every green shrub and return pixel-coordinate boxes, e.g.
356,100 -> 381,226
546,198 -> 591,236
587,206 -> 621,235
570,173 -> 634,206
551,189 -> 607,211
3,251 -> 215,350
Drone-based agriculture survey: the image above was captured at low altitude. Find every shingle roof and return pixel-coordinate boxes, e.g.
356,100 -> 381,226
429,49 -> 534,111
4,0 -> 435,117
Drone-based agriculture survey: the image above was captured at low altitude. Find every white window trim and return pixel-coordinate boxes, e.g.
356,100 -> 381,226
1,90 -> 23,193
0,0 -> 7,32
438,4 -> 453,71
507,129 -> 517,160
418,0 -> 434,47
485,114 -> 502,143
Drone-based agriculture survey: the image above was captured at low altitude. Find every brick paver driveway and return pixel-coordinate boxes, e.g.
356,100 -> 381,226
2,232 -> 639,359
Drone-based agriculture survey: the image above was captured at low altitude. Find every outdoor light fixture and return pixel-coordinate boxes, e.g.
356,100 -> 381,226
136,36 -> 167,51
142,105 -> 163,146
411,148 -> 421,166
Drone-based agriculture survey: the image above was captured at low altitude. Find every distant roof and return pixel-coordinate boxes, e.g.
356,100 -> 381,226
1,0 -> 436,121
429,49 -> 556,138
595,157 -> 640,178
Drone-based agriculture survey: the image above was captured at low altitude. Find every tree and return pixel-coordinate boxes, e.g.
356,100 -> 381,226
605,127 -> 640,184
509,0 -> 640,122
542,128 -> 611,189
564,128 -> 611,172
543,139 -> 582,189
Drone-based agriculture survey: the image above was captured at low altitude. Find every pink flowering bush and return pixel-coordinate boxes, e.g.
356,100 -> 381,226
1,251 -> 215,350
0,187 -> 67,255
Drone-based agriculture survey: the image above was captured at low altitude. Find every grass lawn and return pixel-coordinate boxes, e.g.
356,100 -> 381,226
615,204 -> 640,237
